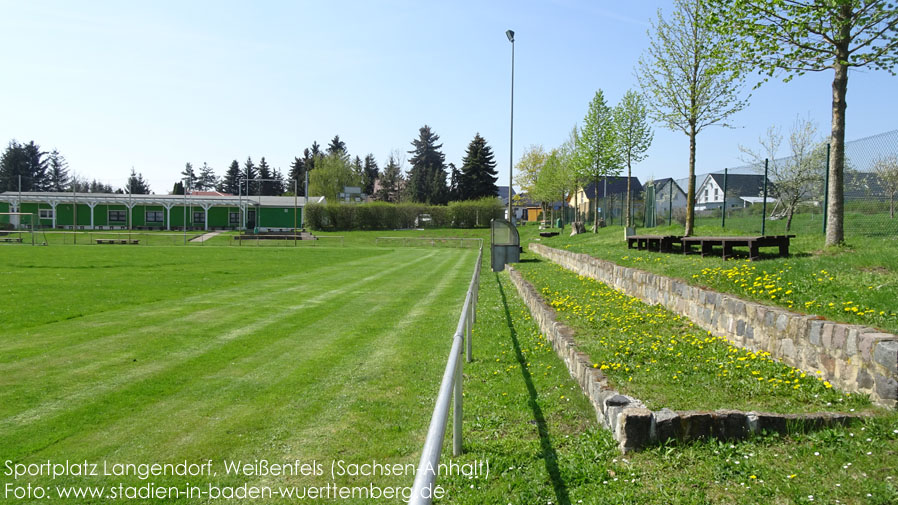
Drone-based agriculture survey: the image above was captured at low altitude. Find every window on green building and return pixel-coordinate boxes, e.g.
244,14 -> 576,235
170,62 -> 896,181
108,210 -> 127,222
193,211 -> 204,224
146,211 -> 163,223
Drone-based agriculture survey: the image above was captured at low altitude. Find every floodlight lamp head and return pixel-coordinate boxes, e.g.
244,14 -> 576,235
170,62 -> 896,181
506,30 -> 514,43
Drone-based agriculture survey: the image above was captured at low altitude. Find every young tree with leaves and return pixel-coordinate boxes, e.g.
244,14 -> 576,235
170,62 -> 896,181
309,152 -> 362,202
458,133 -> 499,201
614,90 -> 654,227
576,90 -> 622,232
636,0 -> 747,236
873,154 -> 898,219
739,116 -> 826,232
703,0 -> 898,245
406,125 -> 449,204
514,145 -> 549,198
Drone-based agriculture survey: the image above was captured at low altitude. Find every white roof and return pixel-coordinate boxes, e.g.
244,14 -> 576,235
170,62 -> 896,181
0,192 -> 325,207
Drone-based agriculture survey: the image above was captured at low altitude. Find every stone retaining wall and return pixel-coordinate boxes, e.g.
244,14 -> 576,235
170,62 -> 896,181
508,265 -> 863,453
529,243 -> 898,408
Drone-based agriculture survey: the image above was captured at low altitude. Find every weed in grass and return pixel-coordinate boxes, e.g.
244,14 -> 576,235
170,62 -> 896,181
515,260 -> 871,413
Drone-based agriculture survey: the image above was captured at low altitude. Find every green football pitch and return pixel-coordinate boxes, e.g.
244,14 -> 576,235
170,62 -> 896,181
0,244 -> 479,503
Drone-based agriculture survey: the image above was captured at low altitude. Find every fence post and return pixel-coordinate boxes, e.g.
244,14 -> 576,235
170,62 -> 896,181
668,181 -> 673,227
722,168 -> 728,229
466,301 -> 472,362
823,143 -> 830,235
761,159 -> 769,235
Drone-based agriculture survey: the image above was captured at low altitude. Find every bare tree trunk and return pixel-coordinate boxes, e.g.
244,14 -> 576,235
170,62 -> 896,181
890,194 -> 894,219
786,207 -> 794,232
685,124 -> 697,237
825,22 -> 850,246
625,161 -> 632,228
593,175 -> 599,232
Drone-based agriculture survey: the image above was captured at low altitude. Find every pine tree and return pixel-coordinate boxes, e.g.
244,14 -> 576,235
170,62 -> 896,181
171,181 -> 185,195
181,162 -> 197,191
406,125 -> 448,204
198,162 -> 217,191
127,168 -> 150,194
352,156 -> 364,189
47,149 -> 70,191
243,157 -> 257,195
272,167 -> 286,195
376,154 -> 403,202
258,157 -> 273,195
448,163 -> 461,201
327,135 -> 347,159
458,133 -> 499,200
288,157 -> 306,196
221,160 -> 241,195
363,154 -> 378,196
0,140 -> 27,192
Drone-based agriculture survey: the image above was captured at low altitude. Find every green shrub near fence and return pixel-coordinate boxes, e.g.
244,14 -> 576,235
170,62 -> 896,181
305,198 -> 504,231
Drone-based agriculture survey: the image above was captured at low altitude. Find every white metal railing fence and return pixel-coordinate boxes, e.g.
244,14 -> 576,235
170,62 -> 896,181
407,244 -> 481,505
375,236 -> 482,249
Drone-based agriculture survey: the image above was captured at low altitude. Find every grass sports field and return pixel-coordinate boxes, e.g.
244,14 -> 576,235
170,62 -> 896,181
2,231 -> 897,504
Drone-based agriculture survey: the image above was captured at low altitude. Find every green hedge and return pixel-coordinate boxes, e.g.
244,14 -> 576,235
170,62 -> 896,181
305,198 -> 504,231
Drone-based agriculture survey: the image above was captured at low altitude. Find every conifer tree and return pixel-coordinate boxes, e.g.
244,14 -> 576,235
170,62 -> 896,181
458,133 -> 499,200
406,125 -> 448,204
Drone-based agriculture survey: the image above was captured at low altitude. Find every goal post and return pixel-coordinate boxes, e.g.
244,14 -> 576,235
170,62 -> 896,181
0,212 -> 36,245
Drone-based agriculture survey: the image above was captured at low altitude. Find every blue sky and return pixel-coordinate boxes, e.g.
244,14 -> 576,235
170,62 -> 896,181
2,0 -> 896,194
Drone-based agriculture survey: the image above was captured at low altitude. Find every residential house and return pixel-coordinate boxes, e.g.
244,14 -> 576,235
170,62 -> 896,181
570,176 -> 643,222
695,173 -> 773,211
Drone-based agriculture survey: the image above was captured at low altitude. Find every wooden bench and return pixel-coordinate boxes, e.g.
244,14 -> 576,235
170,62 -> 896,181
0,237 -> 23,243
627,234 -> 684,253
681,235 -> 795,260
95,239 -> 140,245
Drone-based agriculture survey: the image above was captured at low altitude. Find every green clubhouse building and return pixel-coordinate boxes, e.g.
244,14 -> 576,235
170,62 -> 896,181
0,191 -> 325,231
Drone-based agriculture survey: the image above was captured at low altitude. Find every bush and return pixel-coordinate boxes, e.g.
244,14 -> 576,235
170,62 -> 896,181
305,198 -> 505,231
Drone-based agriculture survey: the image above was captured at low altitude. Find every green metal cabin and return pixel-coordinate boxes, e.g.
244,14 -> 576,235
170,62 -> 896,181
0,192 -> 324,231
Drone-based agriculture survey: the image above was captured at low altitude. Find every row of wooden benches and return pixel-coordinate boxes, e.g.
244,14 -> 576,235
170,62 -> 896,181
627,234 -> 796,261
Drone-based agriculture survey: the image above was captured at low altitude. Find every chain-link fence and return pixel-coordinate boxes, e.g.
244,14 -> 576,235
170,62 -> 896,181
643,129 -> 898,238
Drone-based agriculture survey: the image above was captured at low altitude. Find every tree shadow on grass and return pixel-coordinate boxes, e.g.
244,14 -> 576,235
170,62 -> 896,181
495,272 -> 570,505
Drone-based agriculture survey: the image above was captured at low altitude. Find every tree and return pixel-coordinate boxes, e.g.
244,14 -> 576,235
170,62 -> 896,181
70,175 -> 89,193
126,168 -> 150,194
243,157 -> 257,195
171,181 -> 185,195
181,162 -> 197,191
309,152 -> 362,202
534,148 -> 574,224
351,156 -> 364,189
47,149 -> 70,191
514,145 -> 549,198
198,162 -> 217,191
220,160 -> 241,195
362,154 -> 378,196
376,153 -> 403,202
272,167 -> 286,195
257,157 -> 273,195
289,157 -> 306,196
327,135 -> 348,160
739,116 -> 826,231
23,141 -> 48,191
614,90 -> 654,227
448,163 -> 461,201
0,140 -> 27,192
873,154 -> 898,219
636,0 -> 747,236
458,133 -> 499,201
406,125 -> 449,204
560,125 -> 586,224
576,90 -> 622,232
704,0 -> 898,245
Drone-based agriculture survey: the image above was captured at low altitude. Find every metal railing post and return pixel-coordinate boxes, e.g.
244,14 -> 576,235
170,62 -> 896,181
465,298 -> 473,362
